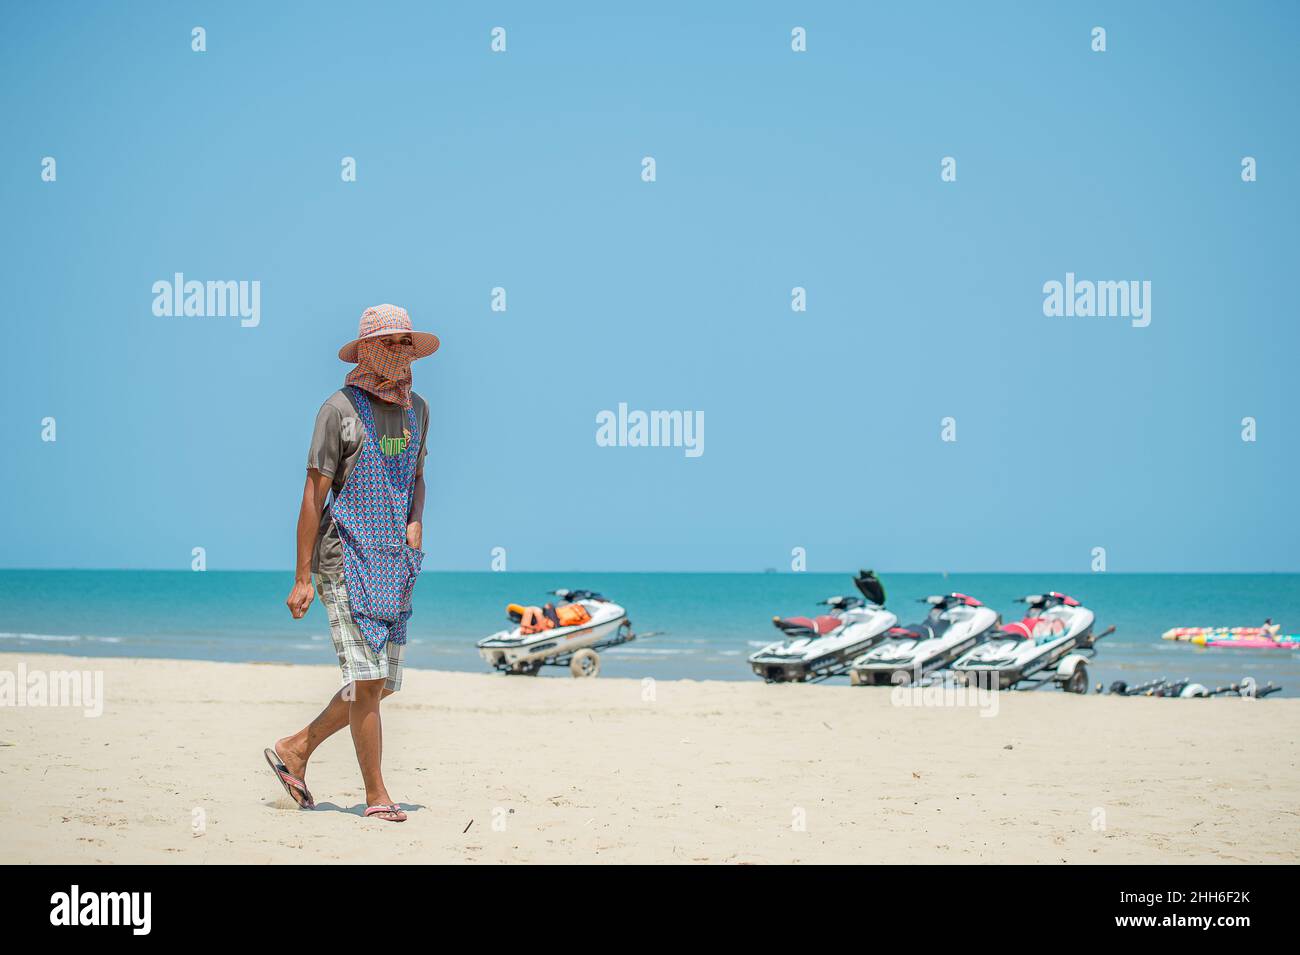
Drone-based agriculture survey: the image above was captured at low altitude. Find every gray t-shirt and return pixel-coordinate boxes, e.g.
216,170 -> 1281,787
307,388 -> 429,576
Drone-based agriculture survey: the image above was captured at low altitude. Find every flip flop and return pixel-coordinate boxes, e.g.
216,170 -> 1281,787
364,804 -> 407,822
264,746 -> 315,810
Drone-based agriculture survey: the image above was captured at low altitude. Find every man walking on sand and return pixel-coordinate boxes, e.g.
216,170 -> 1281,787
266,304 -> 438,823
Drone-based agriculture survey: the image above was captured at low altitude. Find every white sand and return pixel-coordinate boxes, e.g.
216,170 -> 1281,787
0,652 -> 1296,864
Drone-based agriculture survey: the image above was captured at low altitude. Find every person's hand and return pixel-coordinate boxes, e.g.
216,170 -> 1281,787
286,579 -> 315,619
406,521 -> 423,551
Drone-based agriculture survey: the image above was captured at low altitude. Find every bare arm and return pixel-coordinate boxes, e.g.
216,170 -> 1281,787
286,469 -> 334,618
406,471 -> 425,550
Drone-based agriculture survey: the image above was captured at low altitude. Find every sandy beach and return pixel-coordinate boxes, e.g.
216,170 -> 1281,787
1,652 -> 1296,864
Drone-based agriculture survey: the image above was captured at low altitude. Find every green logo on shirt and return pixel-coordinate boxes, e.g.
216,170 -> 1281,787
379,434 -> 409,456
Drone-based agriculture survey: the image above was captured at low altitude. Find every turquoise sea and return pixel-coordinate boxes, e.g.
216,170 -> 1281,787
1,571 -> 1297,695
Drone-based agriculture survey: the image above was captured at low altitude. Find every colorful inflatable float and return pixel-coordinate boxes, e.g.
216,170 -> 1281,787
1162,625 -> 1280,642
1162,625 -> 1298,650
1196,636 -> 1299,649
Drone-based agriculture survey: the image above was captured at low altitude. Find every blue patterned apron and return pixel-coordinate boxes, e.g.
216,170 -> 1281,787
329,385 -> 424,653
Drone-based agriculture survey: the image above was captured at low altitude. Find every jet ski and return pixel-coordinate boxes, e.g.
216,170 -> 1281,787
748,570 -> 898,683
848,593 -> 999,686
951,592 -> 1110,693
477,589 -> 632,677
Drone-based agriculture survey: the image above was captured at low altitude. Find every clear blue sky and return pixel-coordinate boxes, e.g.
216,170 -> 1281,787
1,2 -> 1296,572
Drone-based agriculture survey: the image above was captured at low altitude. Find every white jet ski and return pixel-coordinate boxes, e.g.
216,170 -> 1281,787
477,589 -> 632,678
849,593 -> 999,686
749,570 -> 898,683
951,592 -> 1109,693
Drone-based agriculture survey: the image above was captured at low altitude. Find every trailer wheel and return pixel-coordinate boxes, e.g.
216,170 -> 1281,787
1063,664 -> 1088,694
570,649 -> 600,679
512,660 -> 543,676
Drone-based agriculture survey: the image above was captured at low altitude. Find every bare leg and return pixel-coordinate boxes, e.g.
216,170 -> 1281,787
276,684 -> 393,791
349,678 -> 398,816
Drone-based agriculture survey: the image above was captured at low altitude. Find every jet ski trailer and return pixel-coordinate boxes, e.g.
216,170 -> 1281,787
1103,675 -> 1281,698
748,570 -> 898,683
848,593 -> 1000,686
476,589 -> 637,678
951,592 -> 1114,693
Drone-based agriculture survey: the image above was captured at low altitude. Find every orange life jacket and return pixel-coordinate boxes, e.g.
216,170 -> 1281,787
555,603 -> 592,627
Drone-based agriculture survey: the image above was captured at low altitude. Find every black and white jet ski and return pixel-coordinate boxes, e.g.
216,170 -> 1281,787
748,570 -> 898,683
848,593 -> 1000,686
477,589 -> 632,678
951,592 -> 1110,693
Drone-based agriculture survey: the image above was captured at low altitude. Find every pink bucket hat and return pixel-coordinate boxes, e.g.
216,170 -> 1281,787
338,304 -> 440,363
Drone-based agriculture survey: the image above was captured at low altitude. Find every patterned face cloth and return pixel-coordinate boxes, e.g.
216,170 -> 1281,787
345,338 -> 417,407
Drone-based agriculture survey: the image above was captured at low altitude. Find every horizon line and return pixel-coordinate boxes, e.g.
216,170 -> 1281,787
0,567 -> 1297,576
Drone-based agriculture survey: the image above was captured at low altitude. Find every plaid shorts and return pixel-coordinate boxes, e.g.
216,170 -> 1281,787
316,574 -> 404,692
